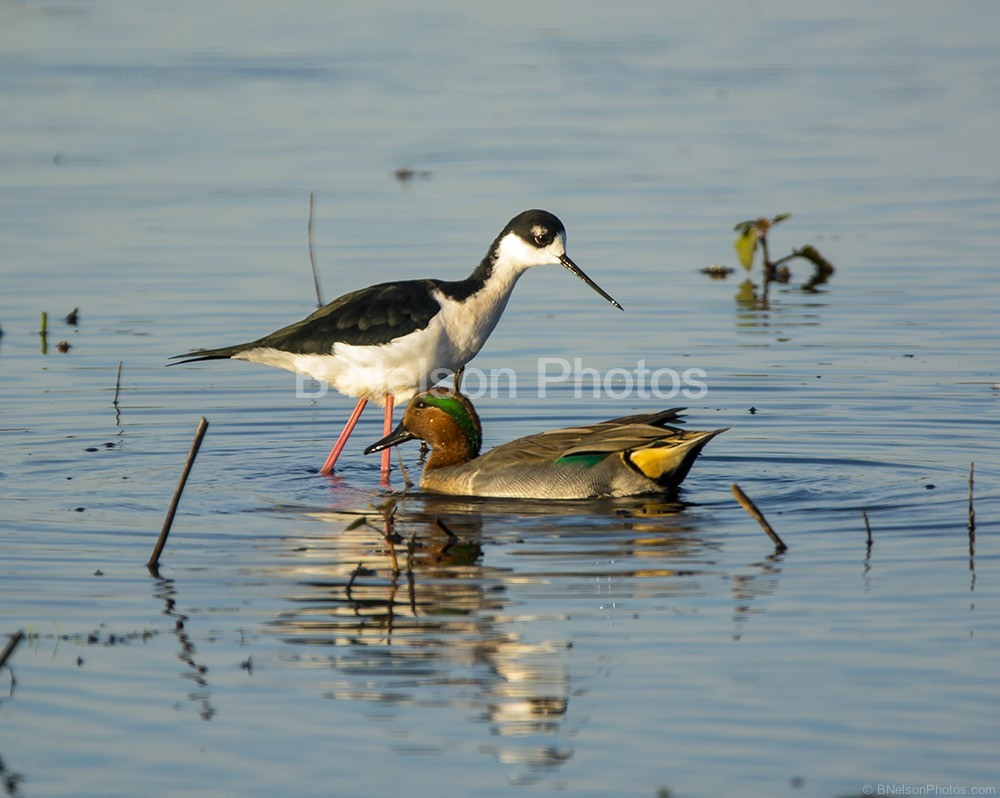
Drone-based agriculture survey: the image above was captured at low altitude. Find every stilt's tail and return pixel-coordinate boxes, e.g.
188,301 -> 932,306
167,343 -> 248,365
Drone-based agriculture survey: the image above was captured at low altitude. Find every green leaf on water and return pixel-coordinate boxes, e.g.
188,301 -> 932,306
734,227 -> 758,270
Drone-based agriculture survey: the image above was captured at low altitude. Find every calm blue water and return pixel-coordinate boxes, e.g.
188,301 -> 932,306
2,1 -> 999,796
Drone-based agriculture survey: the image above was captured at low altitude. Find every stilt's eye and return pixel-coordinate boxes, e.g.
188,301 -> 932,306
530,225 -> 551,246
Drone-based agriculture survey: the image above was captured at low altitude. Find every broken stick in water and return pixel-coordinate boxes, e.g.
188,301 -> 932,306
148,417 -> 209,574
968,462 -> 976,572
968,462 -> 976,534
731,483 -> 787,552
112,361 -> 123,408
0,630 -> 25,670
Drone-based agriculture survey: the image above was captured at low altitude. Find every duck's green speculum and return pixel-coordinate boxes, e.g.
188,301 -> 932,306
555,452 -> 608,469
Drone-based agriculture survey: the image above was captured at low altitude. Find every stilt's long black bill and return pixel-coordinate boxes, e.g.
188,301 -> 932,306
364,421 -> 416,454
560,255 -> 623,310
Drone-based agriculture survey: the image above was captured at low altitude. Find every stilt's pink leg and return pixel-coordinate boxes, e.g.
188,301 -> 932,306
380,394 -> 394,478
319,397 -> 367,475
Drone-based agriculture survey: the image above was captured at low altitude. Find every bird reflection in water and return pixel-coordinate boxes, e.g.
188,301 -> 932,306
269,496 -> 783,776
271,509 -> 575,774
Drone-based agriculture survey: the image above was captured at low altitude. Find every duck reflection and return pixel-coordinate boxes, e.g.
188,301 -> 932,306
270,508 -> 578,772
269,498 -> 775,777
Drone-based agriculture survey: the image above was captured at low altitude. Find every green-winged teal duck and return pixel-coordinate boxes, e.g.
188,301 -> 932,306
365,388 -> 725,499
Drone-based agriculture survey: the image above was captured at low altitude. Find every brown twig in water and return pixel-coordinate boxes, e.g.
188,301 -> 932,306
968,462 -> 976,573
112,361 -> 124,425
0,630 -> 25,670
396,449 -> 413,488
308,192 -> 323,308
385,541 -> 399,575
968,462 -> 976,534
148,417 -> 209,573
112,361 -> 123,406
862,509 -> 873,567
731,483 -> 787,552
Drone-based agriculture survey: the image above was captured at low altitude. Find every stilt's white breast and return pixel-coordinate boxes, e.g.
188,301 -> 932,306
235,272 -> 523,404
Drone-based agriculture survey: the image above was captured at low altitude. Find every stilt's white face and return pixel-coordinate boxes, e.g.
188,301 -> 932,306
493,228 -> 568,271
494,224 -> 622,310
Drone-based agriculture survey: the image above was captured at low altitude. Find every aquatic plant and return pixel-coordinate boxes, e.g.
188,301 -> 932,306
733,213 -> 835,290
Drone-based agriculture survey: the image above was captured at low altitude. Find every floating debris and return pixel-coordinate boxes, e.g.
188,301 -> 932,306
394,167 -> 432,182
700,264 -> 735,279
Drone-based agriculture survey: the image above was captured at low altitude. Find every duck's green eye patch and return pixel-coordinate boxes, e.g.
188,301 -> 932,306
422,393 -> 482,452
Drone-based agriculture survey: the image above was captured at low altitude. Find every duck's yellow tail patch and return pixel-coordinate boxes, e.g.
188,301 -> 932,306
627,443 -> 688,480
626,428 -> 728,484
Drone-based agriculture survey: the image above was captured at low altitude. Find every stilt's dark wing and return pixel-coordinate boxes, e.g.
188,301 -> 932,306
170,279 -> 444,363
261,279 -> 444,352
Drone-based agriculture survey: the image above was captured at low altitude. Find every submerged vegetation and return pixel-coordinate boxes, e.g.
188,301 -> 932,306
703,214 -> 836,308
732,213 -> 836,306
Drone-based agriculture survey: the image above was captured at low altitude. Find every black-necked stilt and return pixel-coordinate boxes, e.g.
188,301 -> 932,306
169,209 -> 622,476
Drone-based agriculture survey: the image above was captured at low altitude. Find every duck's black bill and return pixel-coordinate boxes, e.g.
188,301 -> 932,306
560,255 -> 623,311
364,421 -> 416,455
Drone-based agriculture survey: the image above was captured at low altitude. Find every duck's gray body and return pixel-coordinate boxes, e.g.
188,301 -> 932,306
366,390 -> 725,499
419,409 -> 725,499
